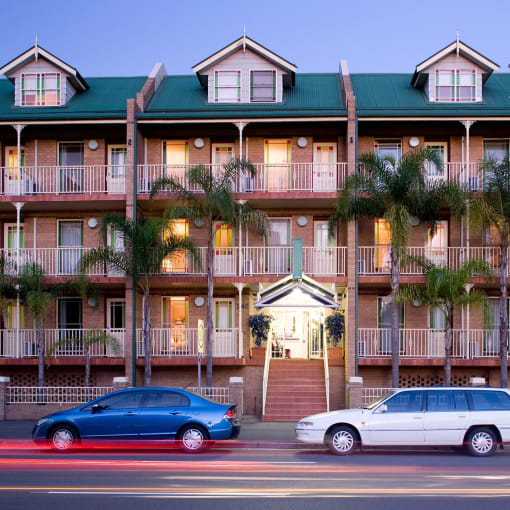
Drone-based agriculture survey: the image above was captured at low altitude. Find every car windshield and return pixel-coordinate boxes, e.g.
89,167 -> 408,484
362,391 -> 395,409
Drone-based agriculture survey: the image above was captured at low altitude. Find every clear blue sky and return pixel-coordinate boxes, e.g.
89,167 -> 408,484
2,0 -> 510,77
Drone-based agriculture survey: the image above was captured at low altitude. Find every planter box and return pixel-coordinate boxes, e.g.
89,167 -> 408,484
250,346 -> 266,364
327,347 -> 344,364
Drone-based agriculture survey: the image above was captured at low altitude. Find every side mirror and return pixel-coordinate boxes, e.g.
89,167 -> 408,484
376,404 -> 388,414
91,404 -> 103,414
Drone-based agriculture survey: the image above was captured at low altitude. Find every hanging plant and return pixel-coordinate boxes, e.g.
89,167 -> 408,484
248,313 -> 273,347
325,311 -> 345,347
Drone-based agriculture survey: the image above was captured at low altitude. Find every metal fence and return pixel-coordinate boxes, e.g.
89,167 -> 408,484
7,386 -> 114,403
186,387 -> 231,404
361,388 -> 398,406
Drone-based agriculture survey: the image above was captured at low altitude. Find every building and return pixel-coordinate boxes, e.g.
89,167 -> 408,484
0,36 -> 509,420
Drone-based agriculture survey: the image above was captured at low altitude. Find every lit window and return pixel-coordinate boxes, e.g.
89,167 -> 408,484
214,71 -> 240,102
250,70 -> 276,102
434,70 -> 476,102
21,73 -> 61,106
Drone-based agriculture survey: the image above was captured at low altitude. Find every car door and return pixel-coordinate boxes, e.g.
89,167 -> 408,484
423,390 -> 470,445
76,390 -> 144,439
368,390 -> 425,444
138,389 -> 192,439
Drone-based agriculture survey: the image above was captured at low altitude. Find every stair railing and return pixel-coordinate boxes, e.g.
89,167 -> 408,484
262,331 -> 272,416
324,338 -> 330,412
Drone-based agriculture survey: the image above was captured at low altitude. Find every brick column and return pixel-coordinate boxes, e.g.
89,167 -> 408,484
470,377 -> 486,387
113,376 -> 129,392
345,376 -> 363,409
0,376 -> 11,421
229,376 -> 244,416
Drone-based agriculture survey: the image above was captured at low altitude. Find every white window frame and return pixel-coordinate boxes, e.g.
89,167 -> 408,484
21,72 -> 61,106
433,69 -> 478,103
375,139 -> 402,167
249,69 -> 276,103
214,70 -> 241,103
483,139 -> 510,163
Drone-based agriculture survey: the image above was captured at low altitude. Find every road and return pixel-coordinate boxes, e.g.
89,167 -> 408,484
0,442 -> 510,509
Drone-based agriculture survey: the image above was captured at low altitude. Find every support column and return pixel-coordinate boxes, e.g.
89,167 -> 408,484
234,283 -> 246,358
229,376 -> 244,416
13,202 -> 24,359
345,376 -> 363,409
113,376 -> 129,391
0,376 -> 10,421
13,124 -> 25,196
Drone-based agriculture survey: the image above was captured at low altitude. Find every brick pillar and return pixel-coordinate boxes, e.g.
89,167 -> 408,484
0,377 -> 11,421
229,376 -> 244,416
345,376 -> 363,409
113,376 -> 129,392
470,377 -> 486,387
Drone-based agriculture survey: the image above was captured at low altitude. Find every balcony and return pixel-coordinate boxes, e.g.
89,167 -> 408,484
136,328 -> 238,357
138,163 -> 347,194
358,328 -> 508,359
358,246 -> 505,276
0,329 -> 125,358
0,165 -> 126,196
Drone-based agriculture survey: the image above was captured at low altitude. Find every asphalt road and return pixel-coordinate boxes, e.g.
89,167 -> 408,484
1,443 -> 510,509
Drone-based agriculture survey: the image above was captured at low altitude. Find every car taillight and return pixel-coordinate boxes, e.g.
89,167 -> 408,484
224,407 -> 236,419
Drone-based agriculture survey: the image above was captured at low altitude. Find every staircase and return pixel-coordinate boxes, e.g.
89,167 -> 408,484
262,359 -> 328,422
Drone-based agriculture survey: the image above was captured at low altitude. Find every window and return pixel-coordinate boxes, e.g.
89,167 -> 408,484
434,70 -> 476,102
250,70 -> 276,102
426,390 -> 469,412
141,390 -> 189,408
162,220 -> 188,273
83,391 -> 144,411
383,391 -> 424,413
484,140 -> 509,163
214,71 -> 241,103
21,73 -> 61,106
469,390 -> 510,411
375,139 -> 401,167
58,142 -> 84,193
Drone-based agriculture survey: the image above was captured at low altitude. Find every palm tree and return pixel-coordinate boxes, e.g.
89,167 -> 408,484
329,148 -> 465,388
79,213 -> 197,386
397,258 -> 492,385
150,158 -> 268,387
469,156 -> 510,388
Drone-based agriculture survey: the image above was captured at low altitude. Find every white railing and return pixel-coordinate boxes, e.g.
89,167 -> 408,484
0,248 -> 106,276
136,328 -> 238,357
186,387 -> 231,404
243,247 -> 293,275
7,386 -> 114,403
262,333 -> 272,416
362,388 -> 398,406
358,246 -> 506,276
139,162 -> 347,194
0,166 -> 126,195
0,329 -> 125,358
358,328 -> 510,359
303,247 -> 346,276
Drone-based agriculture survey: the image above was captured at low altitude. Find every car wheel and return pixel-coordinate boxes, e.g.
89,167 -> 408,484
465,427 -> 497,457
49,425 -> 78,452
178,425 -> 208,453
327,425 -> 358,455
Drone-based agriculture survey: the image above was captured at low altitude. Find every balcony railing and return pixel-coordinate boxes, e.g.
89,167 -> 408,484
358,328 -> 509,359
0,329 -> 125,358
136,328 -> 238,357
0,166 -> 126,195
138,163 -> 347,194
358,246 -> 506,276
0,248 -> 107,276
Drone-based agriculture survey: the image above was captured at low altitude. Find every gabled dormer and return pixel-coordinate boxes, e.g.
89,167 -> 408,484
0,44 -> 88,107
411,39 -> 499,103
192,35 -> 296,104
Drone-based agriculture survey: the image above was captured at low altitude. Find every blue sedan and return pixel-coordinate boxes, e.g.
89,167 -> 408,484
32,387 -> 241,453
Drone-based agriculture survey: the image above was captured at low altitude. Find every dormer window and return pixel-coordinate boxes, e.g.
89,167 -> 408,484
435,69 -> 476,102
21,72 -> 61,106
250,70 -> 276,102
214,71 -> 240,103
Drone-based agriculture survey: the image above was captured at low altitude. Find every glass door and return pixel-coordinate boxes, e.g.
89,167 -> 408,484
161,220 -> 188,274
266,219 -> 290,274
213,299 -> 234,357
106,224 -> 125,276
162,296 -> 188,354
375,218 -> 391,272
59,142 -> 84,193
107,145 -> 126,193
106,299 -> 125,356
4,147 -> 25,195
308,311 -> 324,359
57,298 -> 83,355
425,142 -> 447,181
378,296 -> 404,355
163,141 -> 188,187
212,144 -> 234,181
313,221 -> 335,274
214,223 -> 234,275
484,298 -> 503,357
58,221 -> 83,274
426,221 -> 448,266
265,140 -> 290,191
313,144 -> 337,191
4,223 -> 24,272
429,305 -> 446,357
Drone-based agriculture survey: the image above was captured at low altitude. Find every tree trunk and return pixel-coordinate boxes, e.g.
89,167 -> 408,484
143,290 -> 151,386
500,242 -> 508,388
84,342 -> 90,388
206,221 -> 214,389
445,305 -> 453,387
390,248 -> 400,389
37,319 -> 45,404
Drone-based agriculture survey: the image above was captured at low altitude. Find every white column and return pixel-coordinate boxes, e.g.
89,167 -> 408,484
13,202 -> 24,358
13,124 -> 26,196
234,283 -> 246,358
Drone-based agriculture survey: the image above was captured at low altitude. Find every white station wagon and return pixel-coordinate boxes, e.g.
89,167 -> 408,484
296,387 -> 510,456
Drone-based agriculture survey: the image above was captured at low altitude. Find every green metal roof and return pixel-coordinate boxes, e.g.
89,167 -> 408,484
141,73 -> 346,119
0,76 -> 146,121
352,73 -> 510,117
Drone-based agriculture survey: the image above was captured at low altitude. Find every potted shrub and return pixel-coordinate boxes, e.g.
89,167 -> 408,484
248,313 -> 273,347
325,311 -> 345,347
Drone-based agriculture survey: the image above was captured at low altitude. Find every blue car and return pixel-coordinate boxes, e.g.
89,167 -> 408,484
32,387 -> 241,453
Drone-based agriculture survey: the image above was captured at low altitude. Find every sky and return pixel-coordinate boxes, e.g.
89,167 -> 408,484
2,0 -> 510,77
